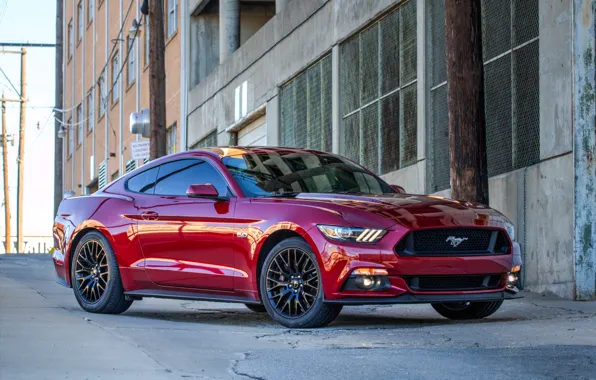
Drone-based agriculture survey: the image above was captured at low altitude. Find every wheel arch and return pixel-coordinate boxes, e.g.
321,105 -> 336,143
65,224 -> 114,287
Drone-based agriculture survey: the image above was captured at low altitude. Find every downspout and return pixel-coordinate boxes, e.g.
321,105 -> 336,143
71,0 -> 75,194
104,0 -> 109,179
180,0 -> 188,151
81,0 -> 86,193
92,0 -> 96,183
135,0 -> 141,164
119,0 -> 124,176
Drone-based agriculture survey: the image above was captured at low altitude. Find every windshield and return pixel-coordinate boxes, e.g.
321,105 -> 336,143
223,152 -> 395,197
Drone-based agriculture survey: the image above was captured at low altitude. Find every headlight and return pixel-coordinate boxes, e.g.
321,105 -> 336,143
504,222 -> 515,241
317,225 -> 386,243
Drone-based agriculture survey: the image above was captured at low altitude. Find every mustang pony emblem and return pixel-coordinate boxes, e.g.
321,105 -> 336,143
446,236 -> 468,248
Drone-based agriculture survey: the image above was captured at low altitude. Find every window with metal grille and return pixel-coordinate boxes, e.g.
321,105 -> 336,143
98,160 -> 107,189
339,1 -> 417,175
191,131 -> 217,149
167,122 -> 177,154
125,159 -> 137,173
111,170 -> 119,182
76,104 -> 83,146
426,0 -> 539,193
279,54 -> 332,152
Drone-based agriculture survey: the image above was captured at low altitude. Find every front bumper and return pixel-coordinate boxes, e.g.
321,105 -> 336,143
325,290 -> 522,305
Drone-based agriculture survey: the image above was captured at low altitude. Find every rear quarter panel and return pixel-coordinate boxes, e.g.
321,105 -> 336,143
52,194 -> 145,289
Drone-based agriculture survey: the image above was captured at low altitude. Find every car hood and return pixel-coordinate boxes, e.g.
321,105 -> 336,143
287,193 -> 512,231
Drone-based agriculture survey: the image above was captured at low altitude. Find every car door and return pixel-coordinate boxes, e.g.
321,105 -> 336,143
135,158 -> 238,290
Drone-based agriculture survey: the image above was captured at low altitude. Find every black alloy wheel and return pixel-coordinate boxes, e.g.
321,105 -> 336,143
71,231 -> 133,314
265,247 -> 319,319
74,240 -> 109,303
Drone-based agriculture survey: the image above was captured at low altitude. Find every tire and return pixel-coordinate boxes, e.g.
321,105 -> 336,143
259,237 -> 342,328
70,231 -> 133,314
245,304 -> 267,313
431,300 -> 503,320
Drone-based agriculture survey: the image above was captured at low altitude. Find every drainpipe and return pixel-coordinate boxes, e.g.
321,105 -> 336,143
219,0 -> 240,63
92,0 -> 96,183
180,0 -> 188,151
104,0 -> 109,179
118,0 -> 124,176
81,0 -> 86,194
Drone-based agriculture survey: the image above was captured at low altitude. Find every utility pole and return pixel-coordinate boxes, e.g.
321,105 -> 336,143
54,0 -> 64,216
1,96 -> 11,253
444,0 -> 488,204
148,0 -> 167,159
16,48 -> 26,253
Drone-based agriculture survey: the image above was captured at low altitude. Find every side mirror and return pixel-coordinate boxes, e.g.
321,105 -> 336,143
390,184 -> 406,194
186,184 -> 228,201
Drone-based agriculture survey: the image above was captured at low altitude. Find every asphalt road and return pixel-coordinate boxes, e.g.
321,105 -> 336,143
1,254 -> 595,380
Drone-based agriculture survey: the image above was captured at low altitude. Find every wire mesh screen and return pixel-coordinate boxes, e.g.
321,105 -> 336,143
279,54 -> 333,151
192,131 -> 217,148
428,84 -> 450,193
427,0 -> 539,192
339,1 -> 417,175
485,55 -> 512,177
512,40 -> 539,169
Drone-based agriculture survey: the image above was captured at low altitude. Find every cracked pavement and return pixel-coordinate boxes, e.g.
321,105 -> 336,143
1,254 -> 595,380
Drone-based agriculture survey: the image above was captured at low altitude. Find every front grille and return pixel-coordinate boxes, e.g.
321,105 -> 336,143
395,228 -> 509,256
404,274 -> 503,291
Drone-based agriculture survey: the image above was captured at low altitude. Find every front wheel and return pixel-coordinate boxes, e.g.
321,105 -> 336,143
431,300 -> 503,320
259,237 -> 342,328
71,231 -> 133,314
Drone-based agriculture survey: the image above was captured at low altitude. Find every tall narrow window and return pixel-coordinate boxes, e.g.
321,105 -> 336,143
68,118 -> 74,156
167,0 -> 178,38
127,37 -> 136,85
112,53 -> 119,103
144,15 -> 150,66
167,123 -> 177,154
98,72 -> 106,118
77,104 -> 83,146
88,0 -> 94,23
68,20 -> 73,58
77,1 -> 83,41
87,90 -> 94,132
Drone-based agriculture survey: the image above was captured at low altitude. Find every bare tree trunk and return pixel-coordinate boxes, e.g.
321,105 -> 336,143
444,0 -> 489,204
149,0 -> 167,159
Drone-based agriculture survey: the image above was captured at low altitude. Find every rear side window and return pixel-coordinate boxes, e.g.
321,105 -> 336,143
127,167 -> 159,194
154,159 -> 228,196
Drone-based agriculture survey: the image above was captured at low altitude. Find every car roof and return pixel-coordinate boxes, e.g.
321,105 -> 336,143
187,146 -> 330,158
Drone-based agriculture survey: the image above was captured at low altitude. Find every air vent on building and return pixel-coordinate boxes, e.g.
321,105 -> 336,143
98,160 -> 108,189
126,159 -> 137,173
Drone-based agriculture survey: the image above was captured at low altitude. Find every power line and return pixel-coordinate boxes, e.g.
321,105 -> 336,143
0,66 -> 20,98
0,42 -> 55,48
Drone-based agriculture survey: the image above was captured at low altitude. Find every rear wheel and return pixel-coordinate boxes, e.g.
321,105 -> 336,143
431,300 -> 503,320
259,237 -> 342,328
245,304 -> 267,313
71,231 -> 132,314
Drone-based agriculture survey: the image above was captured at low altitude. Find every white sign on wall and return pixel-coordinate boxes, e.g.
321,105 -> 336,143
131,140 -> 150,160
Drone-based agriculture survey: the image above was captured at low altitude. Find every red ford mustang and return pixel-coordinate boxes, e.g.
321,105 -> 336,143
53,147 -> 522,328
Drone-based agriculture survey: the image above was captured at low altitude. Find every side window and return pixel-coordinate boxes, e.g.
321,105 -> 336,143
127,167 -> 159,194
154,159 -> 228,196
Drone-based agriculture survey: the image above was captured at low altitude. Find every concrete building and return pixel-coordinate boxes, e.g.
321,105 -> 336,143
61,0 -> 595,300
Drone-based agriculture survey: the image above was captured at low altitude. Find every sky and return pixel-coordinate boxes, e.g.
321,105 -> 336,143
0,0 -> 56,239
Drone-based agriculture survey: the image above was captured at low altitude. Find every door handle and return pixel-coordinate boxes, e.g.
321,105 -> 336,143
140,211 -> 159,221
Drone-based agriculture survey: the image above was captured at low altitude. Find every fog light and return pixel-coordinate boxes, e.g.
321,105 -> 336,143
506,271 -> 519,289
361,276 -> 374,289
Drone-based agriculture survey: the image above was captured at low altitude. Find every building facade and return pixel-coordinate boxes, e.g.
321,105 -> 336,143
61,0 -> 596,300
62,0 -> 182,195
